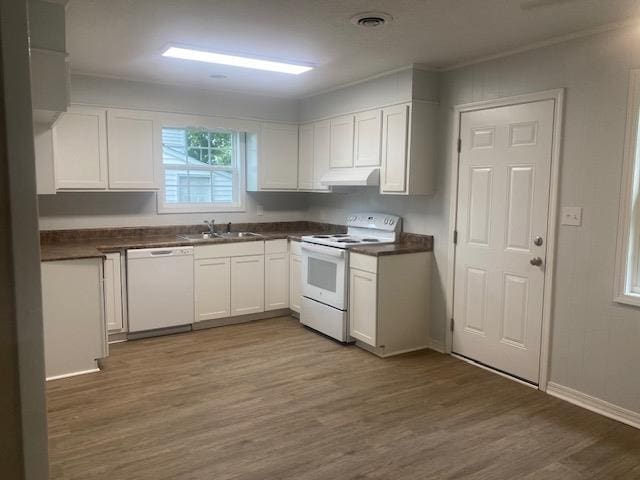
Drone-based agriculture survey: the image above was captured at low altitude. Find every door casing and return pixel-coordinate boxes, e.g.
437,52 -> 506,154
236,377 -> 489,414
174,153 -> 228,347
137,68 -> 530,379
445,89 -> 565,392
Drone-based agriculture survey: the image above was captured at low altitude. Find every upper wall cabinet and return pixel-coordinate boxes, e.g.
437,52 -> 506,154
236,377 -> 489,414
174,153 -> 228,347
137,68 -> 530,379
329,115 -> 355,168
296,120 -> 330,192
249,122 -> 299,191
354,110 -> 382,167
380,102 -> 436,196
106,109 -> 160,190
51,106 -> 160,192
53,106 -> 108,190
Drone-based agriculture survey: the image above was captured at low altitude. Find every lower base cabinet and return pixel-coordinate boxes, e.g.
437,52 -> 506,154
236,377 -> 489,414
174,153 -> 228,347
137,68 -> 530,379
349,252 -> 431,357
41,258 -> 109,379
289,247 -> 302,314
265,239 -> 289,311
231,255 -> 265,316
195,257 -> 231,321
104,252 -> 125,333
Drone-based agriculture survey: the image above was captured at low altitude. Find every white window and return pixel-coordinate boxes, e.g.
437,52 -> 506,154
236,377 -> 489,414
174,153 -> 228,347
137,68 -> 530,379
158,126 -> 245,213
615,70 -> 640,306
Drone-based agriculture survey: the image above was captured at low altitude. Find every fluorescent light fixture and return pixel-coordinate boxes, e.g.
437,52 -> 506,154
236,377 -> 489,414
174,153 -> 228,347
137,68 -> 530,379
162,46 -> 313,75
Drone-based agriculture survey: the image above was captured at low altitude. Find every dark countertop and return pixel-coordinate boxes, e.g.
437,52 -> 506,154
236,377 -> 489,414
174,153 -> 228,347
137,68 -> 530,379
39,223 -> 433,261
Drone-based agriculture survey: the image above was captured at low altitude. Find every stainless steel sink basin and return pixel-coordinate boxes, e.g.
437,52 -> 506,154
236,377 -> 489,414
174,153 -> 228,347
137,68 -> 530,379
220,232 -> 262,238
176,233 -> 220,241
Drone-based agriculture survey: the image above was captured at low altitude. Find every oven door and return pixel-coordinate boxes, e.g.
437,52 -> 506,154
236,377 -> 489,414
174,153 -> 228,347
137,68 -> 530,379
301,243 -> 347,310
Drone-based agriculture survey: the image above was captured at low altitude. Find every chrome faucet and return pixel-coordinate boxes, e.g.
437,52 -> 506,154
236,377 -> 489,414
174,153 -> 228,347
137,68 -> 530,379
204,219 -> 216,235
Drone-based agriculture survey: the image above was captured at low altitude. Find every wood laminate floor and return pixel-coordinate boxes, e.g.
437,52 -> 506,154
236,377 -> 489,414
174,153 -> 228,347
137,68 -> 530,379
47,316 -> 640,480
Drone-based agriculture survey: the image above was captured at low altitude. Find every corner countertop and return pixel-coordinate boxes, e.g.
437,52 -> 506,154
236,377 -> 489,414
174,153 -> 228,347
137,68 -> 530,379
39,223 -> 433,262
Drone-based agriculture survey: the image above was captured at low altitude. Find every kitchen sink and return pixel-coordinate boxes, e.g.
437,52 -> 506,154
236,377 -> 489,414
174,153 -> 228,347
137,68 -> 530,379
220,232 -> 262,238
176,233 -> 220,241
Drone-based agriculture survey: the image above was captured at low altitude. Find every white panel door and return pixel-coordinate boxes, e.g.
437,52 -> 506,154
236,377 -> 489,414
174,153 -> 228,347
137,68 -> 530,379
298,124 -> 314,190
354,109 -> 382,167
195,257 -> 231,321
265,252 -> 289,310
289,254 -> 302,314
349,268 -> 377,346
453,99 -> 555,384
329,115 -> 355,168
103,253 -> 124,332
313,120 -> 331,191
107,109 -> 159,190
53,106 -> 108,190
260,123 -> 299,190
230,255 -> 265,316
380,104 -> 409,193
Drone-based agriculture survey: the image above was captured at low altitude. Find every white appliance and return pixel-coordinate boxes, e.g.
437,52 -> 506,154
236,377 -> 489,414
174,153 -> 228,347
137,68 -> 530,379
127,246 -> 194,333
300,213 -> 401,341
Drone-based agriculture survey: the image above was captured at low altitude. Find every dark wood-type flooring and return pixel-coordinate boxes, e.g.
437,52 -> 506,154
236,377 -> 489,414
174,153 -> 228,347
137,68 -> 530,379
47,316 -> 640,479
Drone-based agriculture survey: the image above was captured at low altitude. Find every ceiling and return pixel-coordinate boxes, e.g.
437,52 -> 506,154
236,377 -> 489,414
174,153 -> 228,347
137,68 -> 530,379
65,0 -> 640,98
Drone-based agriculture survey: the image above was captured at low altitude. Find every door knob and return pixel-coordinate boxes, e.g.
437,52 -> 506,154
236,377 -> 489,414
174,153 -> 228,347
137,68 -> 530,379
530,257 -> 543,266
534,236 -> 543,246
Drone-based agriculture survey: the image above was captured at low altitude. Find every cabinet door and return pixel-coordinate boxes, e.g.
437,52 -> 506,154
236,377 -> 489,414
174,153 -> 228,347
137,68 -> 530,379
195,258 -> 231,321
265,252 -> 289,311
380,104 -> 410,193
298,124 -> 314,190
349,268 -> 377,346
231,255 -> 265,316
313,120 -> 331,191
354,109 -> 382,167
260,123 -> 299,190
329,115 -> 355,168
289,253 -> 302,314
107,109 -> 160,190
53,106 -> 108,190
103,253 -> 124,332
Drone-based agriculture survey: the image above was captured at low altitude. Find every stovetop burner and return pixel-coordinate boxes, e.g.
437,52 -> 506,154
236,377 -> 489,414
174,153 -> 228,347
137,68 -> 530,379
312,235 -> 331,238
331,234 -> 349,238
337,239 -> 359,243
362,238 -> 380,242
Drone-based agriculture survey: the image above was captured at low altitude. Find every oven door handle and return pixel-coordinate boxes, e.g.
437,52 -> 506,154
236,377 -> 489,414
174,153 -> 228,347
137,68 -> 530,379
301,243 -> 345,259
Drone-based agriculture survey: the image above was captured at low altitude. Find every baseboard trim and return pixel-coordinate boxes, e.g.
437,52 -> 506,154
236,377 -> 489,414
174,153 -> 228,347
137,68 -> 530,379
547,382 -> 640,430
47,367 -> 100,382
427,338 -> 446,353
192,309 -> 291,331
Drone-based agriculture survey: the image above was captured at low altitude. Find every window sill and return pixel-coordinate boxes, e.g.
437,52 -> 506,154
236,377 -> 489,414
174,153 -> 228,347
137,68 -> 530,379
613,292 -> 640,308
157,204 -> 246,214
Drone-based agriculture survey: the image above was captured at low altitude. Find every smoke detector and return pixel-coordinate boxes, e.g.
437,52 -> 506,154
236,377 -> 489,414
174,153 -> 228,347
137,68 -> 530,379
350,12 -> 393,28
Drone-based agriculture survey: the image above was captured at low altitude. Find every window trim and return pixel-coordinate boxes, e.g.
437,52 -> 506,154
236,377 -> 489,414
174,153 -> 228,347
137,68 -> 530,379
614,69 -> 640,307
157,117 -> 247,214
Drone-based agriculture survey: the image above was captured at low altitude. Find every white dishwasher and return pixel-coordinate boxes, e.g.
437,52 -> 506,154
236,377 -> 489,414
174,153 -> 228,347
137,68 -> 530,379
127,246 -> 194,333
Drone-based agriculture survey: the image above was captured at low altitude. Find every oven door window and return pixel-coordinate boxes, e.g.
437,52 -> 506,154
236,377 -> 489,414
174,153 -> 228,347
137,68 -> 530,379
307,257 -> 337,292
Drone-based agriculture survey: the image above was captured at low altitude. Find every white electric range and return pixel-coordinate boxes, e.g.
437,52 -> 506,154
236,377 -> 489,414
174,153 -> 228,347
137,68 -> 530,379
299,213 -> 401,342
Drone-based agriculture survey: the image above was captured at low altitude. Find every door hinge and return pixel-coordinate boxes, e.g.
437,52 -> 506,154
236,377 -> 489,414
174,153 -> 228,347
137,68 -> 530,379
450,318 -> 455,332
457,138 -> 462,153
453,230 -> 458,245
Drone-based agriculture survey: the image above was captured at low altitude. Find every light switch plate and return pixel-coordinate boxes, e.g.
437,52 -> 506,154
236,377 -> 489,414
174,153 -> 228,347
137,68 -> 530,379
256,204 -> 264,216
561,206 -> 582,226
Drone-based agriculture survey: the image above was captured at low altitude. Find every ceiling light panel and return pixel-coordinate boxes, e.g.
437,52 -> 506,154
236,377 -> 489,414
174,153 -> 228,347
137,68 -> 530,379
162,46 -> 313,75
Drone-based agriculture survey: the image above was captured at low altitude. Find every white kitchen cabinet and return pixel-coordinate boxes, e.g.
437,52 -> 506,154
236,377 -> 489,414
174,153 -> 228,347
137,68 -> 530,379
195,257 -> 231,321
380,102 -> 436,195
103,252 -> 124,333
52,106 -> 108,190
106,108 -> 160,190
254,122 -> 299,190
298,123 -> 314,190
329,114 -> 355,168
41,258 -> 108,380
289,243 -> 302,314
348,252 -> 431,357
231,255 -> 265,316
34,122 -> 56,195
313,120 -> 331,191
354,109 -> 382,167
265,240 -> 289,311
349,268 -> 378,345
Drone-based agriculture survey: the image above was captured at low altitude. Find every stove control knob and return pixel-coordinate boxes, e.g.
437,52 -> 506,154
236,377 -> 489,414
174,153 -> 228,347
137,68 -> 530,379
389,219 -> 394,225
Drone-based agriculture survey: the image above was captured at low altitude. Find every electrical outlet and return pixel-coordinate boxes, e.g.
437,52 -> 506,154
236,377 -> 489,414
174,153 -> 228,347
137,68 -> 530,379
561,206 -> 582,226
256,204 -> 264,216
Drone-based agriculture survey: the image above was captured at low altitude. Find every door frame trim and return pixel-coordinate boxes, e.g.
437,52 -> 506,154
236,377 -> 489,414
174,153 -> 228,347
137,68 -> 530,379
445,89 -> 565,392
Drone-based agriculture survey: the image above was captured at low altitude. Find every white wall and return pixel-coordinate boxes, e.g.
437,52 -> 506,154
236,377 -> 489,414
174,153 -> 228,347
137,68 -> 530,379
38,74 -> 308,230
307,26 -> 640,415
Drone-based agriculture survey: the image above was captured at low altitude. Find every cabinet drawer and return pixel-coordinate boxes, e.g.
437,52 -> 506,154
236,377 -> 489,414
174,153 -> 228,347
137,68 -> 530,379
194,241 -> 264,260
265,239 -> 288,254
289,239 -> 302,256
350,252 -> 378,273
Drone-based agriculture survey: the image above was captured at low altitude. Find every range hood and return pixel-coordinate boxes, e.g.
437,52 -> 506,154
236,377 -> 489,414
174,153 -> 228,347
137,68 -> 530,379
320,167 -> 380,187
